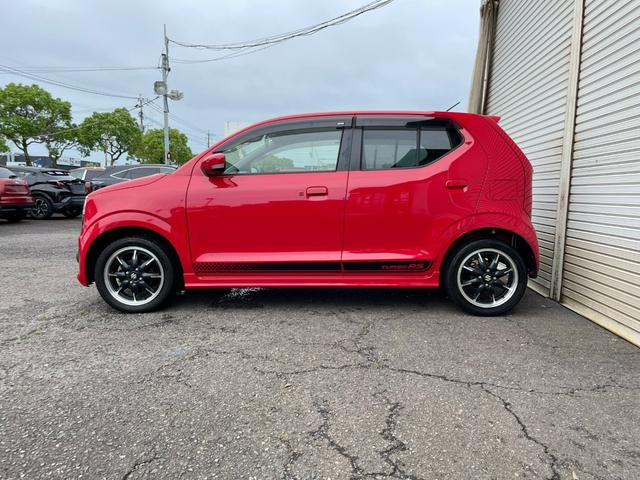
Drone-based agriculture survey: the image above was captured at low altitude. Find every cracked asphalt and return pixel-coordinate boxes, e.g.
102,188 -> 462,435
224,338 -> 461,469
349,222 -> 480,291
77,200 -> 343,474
1,218 -> 639,480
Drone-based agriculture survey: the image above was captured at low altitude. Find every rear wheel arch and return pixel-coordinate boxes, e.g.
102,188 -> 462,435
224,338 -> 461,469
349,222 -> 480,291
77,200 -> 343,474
85,226 -> 184,289
439,228 -> 537,286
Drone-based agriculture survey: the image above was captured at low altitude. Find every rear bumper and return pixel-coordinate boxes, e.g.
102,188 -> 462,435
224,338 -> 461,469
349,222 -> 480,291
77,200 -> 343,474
0,198 -> 34,216
53,195 -> 86,211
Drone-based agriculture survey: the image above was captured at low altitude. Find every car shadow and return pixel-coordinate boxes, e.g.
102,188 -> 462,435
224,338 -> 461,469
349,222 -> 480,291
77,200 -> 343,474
173,287 -> 451,311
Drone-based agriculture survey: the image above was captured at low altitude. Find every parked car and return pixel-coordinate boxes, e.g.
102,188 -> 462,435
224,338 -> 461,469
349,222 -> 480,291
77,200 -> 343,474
90,164 -> 176,191
69,167 -> 106,182
10,166 -> 88,219
0,167 -> 33,222
77,111 -> 539,315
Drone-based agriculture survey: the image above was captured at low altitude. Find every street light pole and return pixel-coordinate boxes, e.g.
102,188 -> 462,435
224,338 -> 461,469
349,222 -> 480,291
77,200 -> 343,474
162,24 -> 170,164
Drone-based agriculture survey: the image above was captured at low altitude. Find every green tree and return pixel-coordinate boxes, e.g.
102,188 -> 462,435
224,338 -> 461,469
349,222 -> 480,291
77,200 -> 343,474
134,128 -> 193,165
78,108 -> 141,165
0,136 -> 8,153
0,83 -> 73,165
46,125 -> 79,167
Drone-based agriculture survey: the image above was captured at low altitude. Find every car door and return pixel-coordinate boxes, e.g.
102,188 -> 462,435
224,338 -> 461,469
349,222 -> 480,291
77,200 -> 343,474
341,116 -> 475,272
186,118 -> 352,273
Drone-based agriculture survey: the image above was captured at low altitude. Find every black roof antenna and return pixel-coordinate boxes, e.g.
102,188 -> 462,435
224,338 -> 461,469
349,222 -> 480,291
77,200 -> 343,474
445,101 -> 460,112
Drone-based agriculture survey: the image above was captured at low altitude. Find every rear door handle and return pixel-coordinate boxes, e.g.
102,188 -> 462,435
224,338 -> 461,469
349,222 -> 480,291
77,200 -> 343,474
306,186 -> 328,197
445,179 -> 468,189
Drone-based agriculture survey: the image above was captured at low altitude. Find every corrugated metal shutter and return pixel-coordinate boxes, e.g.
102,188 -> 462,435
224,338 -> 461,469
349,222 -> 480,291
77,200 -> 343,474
485,0 -> 576,296
561,0 -> 640,342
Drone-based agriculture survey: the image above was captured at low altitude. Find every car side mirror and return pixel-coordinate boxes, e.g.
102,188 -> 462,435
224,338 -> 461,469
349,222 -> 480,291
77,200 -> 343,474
201,153 -> 226,176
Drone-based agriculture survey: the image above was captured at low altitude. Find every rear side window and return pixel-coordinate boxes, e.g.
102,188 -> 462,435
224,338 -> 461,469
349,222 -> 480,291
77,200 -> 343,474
129,167 -> 157,179
362,127 -> 461,170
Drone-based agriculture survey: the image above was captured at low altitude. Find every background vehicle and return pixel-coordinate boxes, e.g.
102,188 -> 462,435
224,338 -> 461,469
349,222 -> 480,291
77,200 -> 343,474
77,111 -> 539,315
10,167 -> 88,219
0,167 -> 33,222
69,167 -> 105,182
90,164 -> 176,191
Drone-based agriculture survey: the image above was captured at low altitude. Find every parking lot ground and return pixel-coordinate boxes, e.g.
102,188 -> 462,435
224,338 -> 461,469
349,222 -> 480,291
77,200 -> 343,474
0,218 -> 639,480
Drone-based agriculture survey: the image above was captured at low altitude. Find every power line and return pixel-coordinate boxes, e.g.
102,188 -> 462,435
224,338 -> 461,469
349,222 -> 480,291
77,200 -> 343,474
169,0 -> 395,52
144,114 -> 209,147
36,97 -> 160,138
0,64 -> 139,100
147,102 -> 209,135
5,66 -> 160,73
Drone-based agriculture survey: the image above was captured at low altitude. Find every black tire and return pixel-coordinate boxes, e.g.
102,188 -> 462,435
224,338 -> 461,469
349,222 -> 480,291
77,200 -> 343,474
94,236 -> 175,313
62,207 -> 82,218
30,195 -> 53,220
445,239 -> 527,316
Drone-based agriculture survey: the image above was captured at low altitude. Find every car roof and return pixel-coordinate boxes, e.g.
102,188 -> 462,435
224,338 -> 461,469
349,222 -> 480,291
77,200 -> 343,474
71,166 -> 105,171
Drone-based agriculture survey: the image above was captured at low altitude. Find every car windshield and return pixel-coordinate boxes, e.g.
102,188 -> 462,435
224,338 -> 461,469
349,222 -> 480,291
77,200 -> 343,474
0,167 -> 17,178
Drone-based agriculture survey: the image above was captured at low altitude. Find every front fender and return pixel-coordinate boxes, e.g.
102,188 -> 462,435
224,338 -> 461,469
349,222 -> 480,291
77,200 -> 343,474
77,210 -> 192,286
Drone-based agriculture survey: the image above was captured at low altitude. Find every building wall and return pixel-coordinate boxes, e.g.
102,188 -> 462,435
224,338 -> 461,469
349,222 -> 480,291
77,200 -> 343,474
486,0 -> 575,295
485,0 -> 640,345
561,0 -> 640,342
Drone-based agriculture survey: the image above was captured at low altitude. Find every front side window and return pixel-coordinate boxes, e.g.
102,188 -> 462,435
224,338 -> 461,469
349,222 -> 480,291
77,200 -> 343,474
362,127 -> 460,170
223,129 -> 343,175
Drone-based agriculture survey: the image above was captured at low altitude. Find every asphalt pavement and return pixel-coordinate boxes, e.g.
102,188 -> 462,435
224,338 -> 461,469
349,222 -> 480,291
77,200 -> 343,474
1,218 -> 638,479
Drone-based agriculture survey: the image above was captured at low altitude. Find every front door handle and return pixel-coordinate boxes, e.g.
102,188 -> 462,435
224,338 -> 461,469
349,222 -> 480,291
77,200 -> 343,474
306,186 -> 328,197
445,179 -> 468,189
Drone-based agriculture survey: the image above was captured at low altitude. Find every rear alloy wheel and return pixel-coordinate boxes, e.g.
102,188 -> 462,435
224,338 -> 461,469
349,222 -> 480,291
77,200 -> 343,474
445,239 -> 527,316
30,195 -> 53,219
95,237 -> 175,313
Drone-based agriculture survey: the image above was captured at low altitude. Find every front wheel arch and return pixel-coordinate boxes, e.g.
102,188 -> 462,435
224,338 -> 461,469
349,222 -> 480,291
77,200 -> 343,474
85,226 -> 184,290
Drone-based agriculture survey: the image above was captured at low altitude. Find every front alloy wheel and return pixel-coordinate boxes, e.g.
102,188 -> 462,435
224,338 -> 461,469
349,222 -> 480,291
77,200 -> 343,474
95,237 -> 175,312
104,246 -> 165,306
446,239 -> 527,316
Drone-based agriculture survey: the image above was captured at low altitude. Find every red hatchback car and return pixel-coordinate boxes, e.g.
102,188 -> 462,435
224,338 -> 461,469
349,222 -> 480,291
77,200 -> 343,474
77,111 -> 539,315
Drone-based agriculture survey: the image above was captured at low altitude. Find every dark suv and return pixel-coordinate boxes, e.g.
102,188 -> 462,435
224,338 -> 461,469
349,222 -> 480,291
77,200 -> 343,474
10,167 -> 88,219
90,164 -> 176,191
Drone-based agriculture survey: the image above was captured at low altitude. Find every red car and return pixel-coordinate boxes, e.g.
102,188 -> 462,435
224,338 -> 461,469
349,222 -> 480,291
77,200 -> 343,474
0,167 -> 33,222
77,111 -> 539,315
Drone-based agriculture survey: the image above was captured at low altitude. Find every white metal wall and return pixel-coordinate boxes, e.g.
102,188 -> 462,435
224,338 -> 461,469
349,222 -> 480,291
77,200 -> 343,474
485,0 -> 576,295
561,0 -> 640,343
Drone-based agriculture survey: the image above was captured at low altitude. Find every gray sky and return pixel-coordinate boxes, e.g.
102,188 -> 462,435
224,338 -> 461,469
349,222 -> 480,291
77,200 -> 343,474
1,0 -> 479,162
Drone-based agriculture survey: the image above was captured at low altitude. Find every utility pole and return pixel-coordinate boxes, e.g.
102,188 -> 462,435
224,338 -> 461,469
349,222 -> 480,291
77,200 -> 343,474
207,130 -> 211,148
162,24 -> 170,164
136,94 -> 145,133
